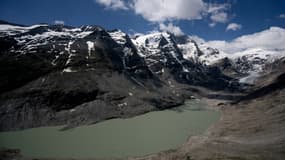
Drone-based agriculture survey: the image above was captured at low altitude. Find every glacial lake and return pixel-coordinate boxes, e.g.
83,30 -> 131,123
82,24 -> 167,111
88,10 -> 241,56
0,100 -> 220,158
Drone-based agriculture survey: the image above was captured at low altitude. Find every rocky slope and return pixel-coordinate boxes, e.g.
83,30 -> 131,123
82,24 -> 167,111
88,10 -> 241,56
2,70 -> 285,160
133,71 -> 285,160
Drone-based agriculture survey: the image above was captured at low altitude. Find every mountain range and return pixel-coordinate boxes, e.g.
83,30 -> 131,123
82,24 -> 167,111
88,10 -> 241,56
0,20 -> 284,131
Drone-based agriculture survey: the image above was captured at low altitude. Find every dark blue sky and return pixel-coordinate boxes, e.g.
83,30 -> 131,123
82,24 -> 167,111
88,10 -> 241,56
0,0 -> 284,41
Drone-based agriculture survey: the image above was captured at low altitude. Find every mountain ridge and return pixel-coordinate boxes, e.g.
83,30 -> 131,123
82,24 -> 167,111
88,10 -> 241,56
0,21 -> 284,131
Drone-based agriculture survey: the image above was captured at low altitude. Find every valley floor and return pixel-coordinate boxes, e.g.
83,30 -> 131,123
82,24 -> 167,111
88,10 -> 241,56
131,89 -> 285,160
1,86 -> 285,160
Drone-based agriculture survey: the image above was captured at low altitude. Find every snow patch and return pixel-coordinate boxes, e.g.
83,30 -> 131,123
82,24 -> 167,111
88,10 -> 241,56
62,67 -> 77,73
86,41 -> 95,56
108,30 -> 127,45
118,102 -> 128,107
239,72 -> 260,84
123,47 -> 133,56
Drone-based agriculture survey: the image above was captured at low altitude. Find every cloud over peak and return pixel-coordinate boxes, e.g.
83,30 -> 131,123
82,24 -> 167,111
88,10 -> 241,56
54,20 -> 65,25
206,27 -> 285,53
159,23 -> 184,36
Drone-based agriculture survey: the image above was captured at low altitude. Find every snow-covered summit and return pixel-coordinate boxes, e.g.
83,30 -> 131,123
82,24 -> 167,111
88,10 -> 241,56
230,48 -> 285,73
108,29 -> 128,45
177,39 -> 228,65
130,31 -> 285,76
1,22 -> 285,80
131,32 -> 176,57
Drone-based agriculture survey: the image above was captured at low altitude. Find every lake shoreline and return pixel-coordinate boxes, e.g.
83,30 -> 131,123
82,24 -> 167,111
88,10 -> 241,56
0,99 -> 221,159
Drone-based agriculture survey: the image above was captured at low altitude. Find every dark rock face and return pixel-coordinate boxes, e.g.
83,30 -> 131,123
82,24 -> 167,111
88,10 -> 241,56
236,73 -> 285,102
211,57 -> 245,78
0,22 -> 239,131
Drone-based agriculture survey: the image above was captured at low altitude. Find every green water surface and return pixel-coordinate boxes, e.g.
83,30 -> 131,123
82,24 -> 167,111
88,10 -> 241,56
0,100 -> 220,158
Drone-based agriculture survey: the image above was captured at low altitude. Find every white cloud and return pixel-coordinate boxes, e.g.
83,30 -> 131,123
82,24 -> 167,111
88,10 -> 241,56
209,22 -> 216,27
207,3 -> 230,26
95,0 -> 128,10
188,35 -> 205,43
226,23 -> 242,31
131,0 -> 230,23
206,27 -> 285,53
131,0 -> 206,22
94,0 -> 230,26
279,14 -> 285,18
54,20 -> 65,25
159,23 -> 184,36
207,3 -> 229,13
210,12 -> 228,23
